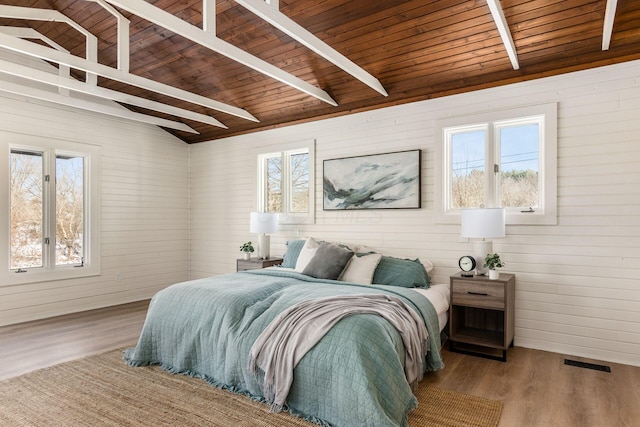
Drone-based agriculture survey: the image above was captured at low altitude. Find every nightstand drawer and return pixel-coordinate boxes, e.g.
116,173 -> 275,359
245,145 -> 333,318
452,280 -> 505,310
237,257 -> 283,272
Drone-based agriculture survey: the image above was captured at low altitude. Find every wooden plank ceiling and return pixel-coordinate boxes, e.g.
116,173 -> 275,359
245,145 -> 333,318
1,0 -> 640,143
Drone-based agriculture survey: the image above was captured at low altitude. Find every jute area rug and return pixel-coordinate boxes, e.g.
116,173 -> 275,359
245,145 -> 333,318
0,349 -> 502,427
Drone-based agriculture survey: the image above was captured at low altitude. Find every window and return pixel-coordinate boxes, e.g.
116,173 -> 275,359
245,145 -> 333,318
435,103 -> 557,225
257,140 -> 315,224
1,132 -> 100,285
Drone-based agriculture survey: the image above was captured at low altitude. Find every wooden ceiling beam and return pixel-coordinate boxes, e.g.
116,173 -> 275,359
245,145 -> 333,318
485,0 -> 520,70
602,0 -> 618,50
0,27 -> 72,93
0,5 -> 98,85
0,78 -> 198,133
86,0 -> 130,72
0,58 -> 227,128
233,0 -> 388,97
103,0 -> 338,106
0,31 -> 256,122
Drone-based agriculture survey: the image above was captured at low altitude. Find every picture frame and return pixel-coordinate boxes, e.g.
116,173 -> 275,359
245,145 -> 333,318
323,149 -> 421,210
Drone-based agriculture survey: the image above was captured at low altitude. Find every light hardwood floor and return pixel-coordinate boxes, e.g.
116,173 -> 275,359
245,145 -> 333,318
1,301 -> 638,427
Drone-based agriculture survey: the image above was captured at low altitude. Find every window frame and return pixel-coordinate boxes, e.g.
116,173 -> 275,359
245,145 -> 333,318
1,131 -> 101,286
256,139 -> 315,225
434,103 -> 557,225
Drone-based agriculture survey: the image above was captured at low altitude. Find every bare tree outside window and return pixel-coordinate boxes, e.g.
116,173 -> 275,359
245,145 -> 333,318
449,124 -> 540,209
56,155 -> 84,265
266,156 -> 282,213
10,151 -> 43,269
451,131 -> 485,209
10,150 -> 85,270
259,144 -> 313,224
499,124 -> 540,209
290,153 -> 309,213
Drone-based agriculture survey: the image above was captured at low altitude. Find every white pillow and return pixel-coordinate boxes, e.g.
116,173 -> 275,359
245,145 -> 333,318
294,237 -> 320,272
339,253 -> 383,285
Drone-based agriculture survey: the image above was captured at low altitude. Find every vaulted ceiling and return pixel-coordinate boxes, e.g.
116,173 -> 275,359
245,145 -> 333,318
1,0 -> 640,143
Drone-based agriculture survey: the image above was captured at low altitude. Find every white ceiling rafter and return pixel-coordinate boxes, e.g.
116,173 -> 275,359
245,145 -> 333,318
0,26 -> 71,96
602,0 -> 619,50
203,0 -> 216,34
0,59 -> 227,129
0,31 -> 256,122
0,5 -> 99,85
103,0 -> 338,106
234,0 -> 388,97
0,79 -> 198,133
86,0 -> 130,72
485,0 -> 519,70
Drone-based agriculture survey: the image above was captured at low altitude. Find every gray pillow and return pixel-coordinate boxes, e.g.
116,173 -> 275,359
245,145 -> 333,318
302,242 -> 354,280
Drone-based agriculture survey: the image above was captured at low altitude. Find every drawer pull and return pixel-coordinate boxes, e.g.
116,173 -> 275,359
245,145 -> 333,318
467,291 -> 488,296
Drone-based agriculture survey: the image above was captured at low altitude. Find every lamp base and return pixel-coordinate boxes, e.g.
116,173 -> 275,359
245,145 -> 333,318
258,234 -> 270,259
473,240 -> 493,275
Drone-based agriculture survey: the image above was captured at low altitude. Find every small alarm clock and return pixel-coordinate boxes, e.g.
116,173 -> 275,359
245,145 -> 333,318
458,255 -> 476,276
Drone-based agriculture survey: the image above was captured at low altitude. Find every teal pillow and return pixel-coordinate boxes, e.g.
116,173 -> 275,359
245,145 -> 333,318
372,256 -> 430,288
281,239 -> 306,268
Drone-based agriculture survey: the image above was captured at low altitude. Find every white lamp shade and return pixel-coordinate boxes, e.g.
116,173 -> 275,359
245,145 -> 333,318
249,212 -> 279,234
461,208 -> 505,239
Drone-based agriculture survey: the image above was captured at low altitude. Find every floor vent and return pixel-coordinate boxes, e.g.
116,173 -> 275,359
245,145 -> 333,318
564,359 -> 611,373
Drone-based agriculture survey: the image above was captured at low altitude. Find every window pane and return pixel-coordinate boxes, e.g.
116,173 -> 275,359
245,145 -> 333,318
499,124 -> 540,209
266,156 -> 282,213
56,155 -> 84,265
289,152 -> 309,213
451,130 -> 485,209
10,150 -> 43,269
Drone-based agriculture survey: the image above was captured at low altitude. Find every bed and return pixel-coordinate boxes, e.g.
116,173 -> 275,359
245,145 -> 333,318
125,238 -> 450,427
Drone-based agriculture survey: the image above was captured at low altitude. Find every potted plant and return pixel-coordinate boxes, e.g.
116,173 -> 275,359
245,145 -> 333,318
484,253 -> 504,280
240,241 -> 254,260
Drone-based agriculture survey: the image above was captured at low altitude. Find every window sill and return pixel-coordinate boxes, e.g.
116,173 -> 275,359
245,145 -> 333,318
3,266 -> 101,286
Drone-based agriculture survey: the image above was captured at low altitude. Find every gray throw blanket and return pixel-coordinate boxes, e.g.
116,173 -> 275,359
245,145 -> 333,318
248,293 -> 429,412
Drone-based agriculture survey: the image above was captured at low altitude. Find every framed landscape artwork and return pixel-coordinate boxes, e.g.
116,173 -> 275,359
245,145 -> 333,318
323,149 -> 421,210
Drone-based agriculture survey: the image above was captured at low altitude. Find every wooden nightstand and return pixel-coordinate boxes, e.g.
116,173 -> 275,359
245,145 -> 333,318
236,257 -> 283,272
449,271 -> 515,362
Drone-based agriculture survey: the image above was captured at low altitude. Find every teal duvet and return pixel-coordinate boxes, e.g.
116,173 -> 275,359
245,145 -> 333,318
124,269 -> 443,427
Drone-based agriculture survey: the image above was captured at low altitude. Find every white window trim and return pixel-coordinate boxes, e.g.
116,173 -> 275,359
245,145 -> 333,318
256,139 -> 315,225
434,103 -> 557,225
0,131 -> 101,286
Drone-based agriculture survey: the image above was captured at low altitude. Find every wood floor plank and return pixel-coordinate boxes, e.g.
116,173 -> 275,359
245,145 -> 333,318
1,300 -> 639,426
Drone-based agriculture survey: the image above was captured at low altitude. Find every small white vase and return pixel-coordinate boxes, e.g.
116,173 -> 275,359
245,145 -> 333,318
488,269 -> 499,280
243,252 -> 251,260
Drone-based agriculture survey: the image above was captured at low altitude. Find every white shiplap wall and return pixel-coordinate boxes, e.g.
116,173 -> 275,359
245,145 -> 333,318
190,60 -> 640,367
0,55 -> 190,326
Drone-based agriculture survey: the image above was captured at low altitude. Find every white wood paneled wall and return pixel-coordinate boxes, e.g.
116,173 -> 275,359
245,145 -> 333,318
190,60 -> 640,367
0,54 -> 189,326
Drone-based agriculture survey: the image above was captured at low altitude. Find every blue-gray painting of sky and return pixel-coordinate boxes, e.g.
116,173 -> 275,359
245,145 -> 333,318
323,150 -> 420,210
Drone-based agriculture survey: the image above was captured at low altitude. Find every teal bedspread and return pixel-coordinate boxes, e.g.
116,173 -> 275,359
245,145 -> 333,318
124,269 -> 443,427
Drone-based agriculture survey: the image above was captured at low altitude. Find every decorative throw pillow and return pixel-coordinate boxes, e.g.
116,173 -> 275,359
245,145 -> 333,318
294,237 -> 320,272
302,242 -> 354,280
356,245 -> 434,273
281,239 -> 306,268
339,253 -> 383,284
372,256 -> 431,288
